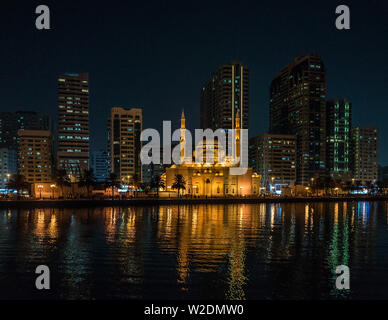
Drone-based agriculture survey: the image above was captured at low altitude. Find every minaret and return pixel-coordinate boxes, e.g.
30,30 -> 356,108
181,109 -> 185,129
235,111 -> 240,159
180,110 -> 185,163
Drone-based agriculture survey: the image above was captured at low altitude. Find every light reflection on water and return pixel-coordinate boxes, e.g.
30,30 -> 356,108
0,201 -> 388,300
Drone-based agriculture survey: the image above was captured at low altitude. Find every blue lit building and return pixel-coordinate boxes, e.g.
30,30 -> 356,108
91,150 -> 109,182
0,148 -> 17,189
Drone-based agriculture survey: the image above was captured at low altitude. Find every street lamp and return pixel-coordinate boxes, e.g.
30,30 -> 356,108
6,173 -> 11,195
310,178 -> 315,196
50,184 -> 56,199
37,184 -> 43,199
271,177 -> 275,193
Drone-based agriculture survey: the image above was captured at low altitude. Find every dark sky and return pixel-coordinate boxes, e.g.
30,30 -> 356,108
1,0 -> 387,163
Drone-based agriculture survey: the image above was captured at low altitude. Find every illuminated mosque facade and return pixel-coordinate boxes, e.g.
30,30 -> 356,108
162,111 -> 260,197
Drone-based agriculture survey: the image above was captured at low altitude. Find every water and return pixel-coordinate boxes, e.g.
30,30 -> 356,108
0,201 -> 388,300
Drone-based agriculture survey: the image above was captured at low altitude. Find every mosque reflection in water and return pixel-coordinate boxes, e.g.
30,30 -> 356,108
0,201 -> 387,299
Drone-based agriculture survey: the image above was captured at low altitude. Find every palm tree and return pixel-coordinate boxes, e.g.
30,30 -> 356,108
6,174 -> 29,198
151,175 -> 165,197
105,172 -> 120,200
322,176 -> 335,195
313,177 -> 325,196
140,182 -> 150,195
172,174 -> 186,197
55,169 -> 71,198
78,169 -> 96,198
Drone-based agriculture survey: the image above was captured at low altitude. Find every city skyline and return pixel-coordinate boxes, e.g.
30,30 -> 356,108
0,53 -> 384,163
1,1 -> 387,162
0,54 -> 381,188
2,0 -> 388,305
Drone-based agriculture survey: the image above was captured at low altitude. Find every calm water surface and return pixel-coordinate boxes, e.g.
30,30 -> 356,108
1,202 -> 388,300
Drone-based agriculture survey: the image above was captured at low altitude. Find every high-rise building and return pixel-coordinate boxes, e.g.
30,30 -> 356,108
0,148 -> 17,189
269,53 -> 326,185
18,130 -> 52,183
200,62 -> 249,131
249,134 -> 296,191
107,107 -> 142,183
91,150 -> 109,182
0,111 -> 52,150
142,144 -> 174,184
351,127 -> 378,183
57,73 -> 90,181
326,98 -> 352,180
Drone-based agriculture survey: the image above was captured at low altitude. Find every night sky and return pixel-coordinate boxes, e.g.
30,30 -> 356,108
1,1 -> 387,162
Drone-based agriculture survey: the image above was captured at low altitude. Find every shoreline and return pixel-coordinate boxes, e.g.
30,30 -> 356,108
1,195 -> 388,208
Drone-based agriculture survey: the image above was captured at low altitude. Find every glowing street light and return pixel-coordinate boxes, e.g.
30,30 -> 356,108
50,184 -> 56,199
6,173 -> 11,195
37,184 -> 43,199
270,177 -> 275,193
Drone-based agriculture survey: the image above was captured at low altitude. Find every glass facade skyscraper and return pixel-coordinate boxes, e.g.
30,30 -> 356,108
200,62 -> 249,131
269,53 -> 326,185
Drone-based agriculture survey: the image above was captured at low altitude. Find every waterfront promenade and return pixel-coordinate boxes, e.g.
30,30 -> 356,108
1,194 -> 388,208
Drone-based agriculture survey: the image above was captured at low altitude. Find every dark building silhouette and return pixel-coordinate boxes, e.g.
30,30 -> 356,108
269,53 -> 326,185
326,98 -> 352,180
57,73 -> 90,181
200,62 -> 249,131
379,165 -> 388,182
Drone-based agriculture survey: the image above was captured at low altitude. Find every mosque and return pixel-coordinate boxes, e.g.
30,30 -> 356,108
162,111 -> 260,197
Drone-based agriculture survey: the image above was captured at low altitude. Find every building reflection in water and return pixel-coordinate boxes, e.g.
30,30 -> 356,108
0,201 -> 385,299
